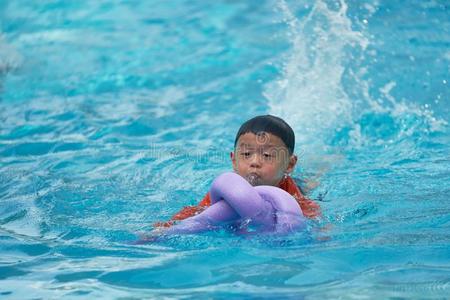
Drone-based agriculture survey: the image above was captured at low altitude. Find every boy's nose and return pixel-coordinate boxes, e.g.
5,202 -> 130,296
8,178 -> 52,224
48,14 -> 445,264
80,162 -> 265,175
249,154 -> 262,168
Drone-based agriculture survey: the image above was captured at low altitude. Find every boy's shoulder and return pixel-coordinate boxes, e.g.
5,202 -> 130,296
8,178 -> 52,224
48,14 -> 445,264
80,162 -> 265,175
292,177 -> 307,195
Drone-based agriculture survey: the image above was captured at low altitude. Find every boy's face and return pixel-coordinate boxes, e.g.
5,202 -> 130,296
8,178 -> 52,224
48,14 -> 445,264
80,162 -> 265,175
231,132 -> 297,186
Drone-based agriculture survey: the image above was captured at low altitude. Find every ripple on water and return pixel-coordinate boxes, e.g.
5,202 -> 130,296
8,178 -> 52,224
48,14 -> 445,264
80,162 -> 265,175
0,124 -> 56,140
0,266 -> 29,280
1,142 -> 57,157
113,117 -> 157,137
0,233 -> 52,267
369,264 -> 450,297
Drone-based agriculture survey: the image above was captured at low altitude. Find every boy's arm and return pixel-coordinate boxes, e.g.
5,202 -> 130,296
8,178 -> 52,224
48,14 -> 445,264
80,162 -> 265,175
153,193 -> 211,227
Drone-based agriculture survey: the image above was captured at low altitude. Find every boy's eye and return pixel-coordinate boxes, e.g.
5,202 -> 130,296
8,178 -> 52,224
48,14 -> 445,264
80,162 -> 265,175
241,152 -> 251,158
263,152 -> 273,159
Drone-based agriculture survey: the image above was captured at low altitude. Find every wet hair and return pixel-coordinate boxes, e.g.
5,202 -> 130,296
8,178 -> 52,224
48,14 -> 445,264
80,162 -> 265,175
234,115 -> 295,154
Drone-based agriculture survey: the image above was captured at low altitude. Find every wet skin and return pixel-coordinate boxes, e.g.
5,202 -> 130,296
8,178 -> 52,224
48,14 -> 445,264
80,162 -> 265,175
231,132 -> 297,186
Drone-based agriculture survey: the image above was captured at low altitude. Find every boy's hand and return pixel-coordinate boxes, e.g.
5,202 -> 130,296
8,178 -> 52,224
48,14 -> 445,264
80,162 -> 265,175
132,229 -> 165,244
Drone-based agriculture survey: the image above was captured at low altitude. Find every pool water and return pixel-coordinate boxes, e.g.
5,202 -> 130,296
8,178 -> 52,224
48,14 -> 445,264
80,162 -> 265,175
1,0 -> 449,298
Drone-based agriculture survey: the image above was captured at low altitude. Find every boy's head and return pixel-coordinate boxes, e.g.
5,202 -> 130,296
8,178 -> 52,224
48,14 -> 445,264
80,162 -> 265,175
231,115 -> 297,186
234,115 -> 295,154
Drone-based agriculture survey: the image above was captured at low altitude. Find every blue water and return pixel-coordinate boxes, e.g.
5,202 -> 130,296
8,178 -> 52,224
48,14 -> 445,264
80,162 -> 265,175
1,0 -> 449,298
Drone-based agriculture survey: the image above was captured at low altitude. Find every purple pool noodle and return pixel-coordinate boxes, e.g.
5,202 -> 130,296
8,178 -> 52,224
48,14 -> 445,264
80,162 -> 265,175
255,185 -> 306,233
210,172 -> 275,228
164,172 -> 305,234
164,200 -> 238,234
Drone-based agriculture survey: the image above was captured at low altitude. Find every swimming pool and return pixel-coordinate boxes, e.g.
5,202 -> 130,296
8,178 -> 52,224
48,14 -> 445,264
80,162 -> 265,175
1,0 -> 449,298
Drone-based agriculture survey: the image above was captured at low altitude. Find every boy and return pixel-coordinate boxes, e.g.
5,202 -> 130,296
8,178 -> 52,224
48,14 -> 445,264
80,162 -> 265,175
156,115 -> 321,228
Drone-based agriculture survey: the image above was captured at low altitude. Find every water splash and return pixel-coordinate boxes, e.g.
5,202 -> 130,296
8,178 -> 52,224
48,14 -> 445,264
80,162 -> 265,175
265,0 -> 447,151
265,0 -> 369,147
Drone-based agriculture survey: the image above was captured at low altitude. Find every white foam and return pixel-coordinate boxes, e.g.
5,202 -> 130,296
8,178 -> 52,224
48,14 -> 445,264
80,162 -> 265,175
265,0 -> 447,151
265,0 -> 369,147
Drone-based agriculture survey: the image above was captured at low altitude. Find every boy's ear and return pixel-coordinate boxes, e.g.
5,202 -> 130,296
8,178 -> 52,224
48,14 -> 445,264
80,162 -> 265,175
286,154 -> 297,173
230,151 -> 237,171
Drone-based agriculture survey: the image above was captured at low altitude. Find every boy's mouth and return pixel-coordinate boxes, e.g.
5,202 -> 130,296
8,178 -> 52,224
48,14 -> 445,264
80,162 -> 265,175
245,173 -> 260,186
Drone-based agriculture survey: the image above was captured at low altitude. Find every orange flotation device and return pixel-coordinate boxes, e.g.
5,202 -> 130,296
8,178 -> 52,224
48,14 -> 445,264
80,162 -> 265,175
154,175 -> 321,228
